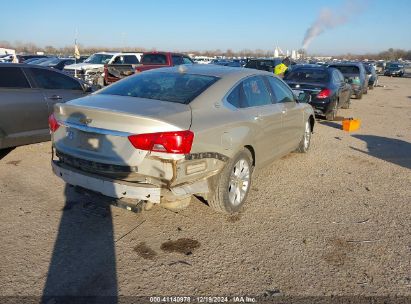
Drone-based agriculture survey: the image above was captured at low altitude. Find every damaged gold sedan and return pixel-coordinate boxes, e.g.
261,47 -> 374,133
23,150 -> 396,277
50,65 -> 315,213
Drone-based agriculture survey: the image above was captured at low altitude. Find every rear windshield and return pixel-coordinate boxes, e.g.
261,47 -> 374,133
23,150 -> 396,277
141,54 -> 167,65
99,72 -> 219,104
330,65 -> 359,74
284,69 -> 329,83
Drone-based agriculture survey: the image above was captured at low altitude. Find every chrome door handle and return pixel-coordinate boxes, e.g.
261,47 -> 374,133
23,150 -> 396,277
254,115 -> 263,121
281,109 -> 287,114
48,95 -> 62,100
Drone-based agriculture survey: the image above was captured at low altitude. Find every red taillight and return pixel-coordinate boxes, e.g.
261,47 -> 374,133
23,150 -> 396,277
316,88 -> 331,99
128,130 -> 194,154
48,113 -> 60,132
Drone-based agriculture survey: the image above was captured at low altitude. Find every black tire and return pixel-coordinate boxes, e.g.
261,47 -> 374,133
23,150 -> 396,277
208,149 -> 253,214
369,85 -> 374,90
356,91 -> 363,99
325,100 -> 338,121
296,120 -> 312,153
363,87 -> 368,95
341,96 -> 351,109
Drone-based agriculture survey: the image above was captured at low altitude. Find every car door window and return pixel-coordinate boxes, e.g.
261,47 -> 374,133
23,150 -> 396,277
29,68 -> 83,90
242,76 -> 272,107
123,55 -> 139,64
172,55 -> 184,66
0,67 -> 30,88
227,77 -> 272,108
266,77 -> 295,103
183,57 -> 193,64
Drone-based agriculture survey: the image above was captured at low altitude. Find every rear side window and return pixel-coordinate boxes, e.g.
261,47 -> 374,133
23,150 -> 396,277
172,56 -> 184,66
330,65 -> 360,74
183,57 -> 194,64
335,70 -> 345,82
29,68 -> 83,90
266,77 -> 294,103
99,72 -> 219,104
141,54 -> 167,65
0,67 -> 30,88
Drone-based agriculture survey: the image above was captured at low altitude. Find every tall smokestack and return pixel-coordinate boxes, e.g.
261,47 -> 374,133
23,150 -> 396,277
302,0 -> 369,50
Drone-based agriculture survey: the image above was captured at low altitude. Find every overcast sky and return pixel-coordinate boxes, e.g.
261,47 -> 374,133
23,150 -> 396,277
1,0 -> 410,55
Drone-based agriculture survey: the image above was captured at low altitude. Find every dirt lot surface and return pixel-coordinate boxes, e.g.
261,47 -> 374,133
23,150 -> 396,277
0,76 -> 410,300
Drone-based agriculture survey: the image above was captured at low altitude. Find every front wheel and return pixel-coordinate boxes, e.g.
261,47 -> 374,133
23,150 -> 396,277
296,120 -> 312,153
208,149 -> 253,214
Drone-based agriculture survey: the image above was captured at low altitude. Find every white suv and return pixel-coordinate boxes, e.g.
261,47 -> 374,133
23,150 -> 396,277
64,52 -> 142,85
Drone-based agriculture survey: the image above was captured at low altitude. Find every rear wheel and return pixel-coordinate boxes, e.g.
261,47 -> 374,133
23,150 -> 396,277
341,96 -> 351,109
296,120 -> 312,153
363,87 -> 368,95
325,100 -> 338,121
208,149 -> 253,214
356,91 -> 363,99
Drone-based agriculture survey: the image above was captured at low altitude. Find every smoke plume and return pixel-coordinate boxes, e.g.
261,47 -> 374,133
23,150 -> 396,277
302,0 -> 369,50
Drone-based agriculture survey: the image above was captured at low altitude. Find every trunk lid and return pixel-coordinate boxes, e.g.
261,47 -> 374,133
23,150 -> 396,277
53,94 -> 191,166
286,81 -> 326,99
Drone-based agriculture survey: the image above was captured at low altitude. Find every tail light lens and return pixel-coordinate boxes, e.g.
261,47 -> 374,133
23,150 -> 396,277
316,88 -> 331,99
128,130 -> 194,154
48,113 -> 60,132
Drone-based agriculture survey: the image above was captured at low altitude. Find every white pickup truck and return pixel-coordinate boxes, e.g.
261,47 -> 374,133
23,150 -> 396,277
64,52 -> 142,86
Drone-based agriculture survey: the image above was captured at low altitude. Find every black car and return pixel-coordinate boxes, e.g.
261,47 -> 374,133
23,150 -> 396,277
17,55 -> 49,63
37,58 -> 76,70
364,64 -> 378,89
245,58 -> 283,73
384,63 -> 405,77
329,62 -> 368,99
284,65 -> 352,120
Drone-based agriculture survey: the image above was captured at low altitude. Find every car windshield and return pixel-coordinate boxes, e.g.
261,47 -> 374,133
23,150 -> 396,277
284,69 -> 329,83
389,64 -> 402,69
330,65 -> 359,74
38,58 -> 60,66
29,58 -> 52,65
99,72 -> 219,104
84,54 -> 113,64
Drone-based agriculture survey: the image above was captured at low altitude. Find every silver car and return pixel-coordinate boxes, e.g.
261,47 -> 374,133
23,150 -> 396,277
0,64 -> 89,149
50,65 -> 315,213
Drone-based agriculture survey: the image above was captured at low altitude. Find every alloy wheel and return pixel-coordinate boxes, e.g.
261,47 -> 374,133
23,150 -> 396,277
228,159 -> 251,206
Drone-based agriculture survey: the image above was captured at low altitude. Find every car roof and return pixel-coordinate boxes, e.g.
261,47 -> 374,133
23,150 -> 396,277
292,64 -> 328,69
329,62 -> 362,67
0,63 -> 83,80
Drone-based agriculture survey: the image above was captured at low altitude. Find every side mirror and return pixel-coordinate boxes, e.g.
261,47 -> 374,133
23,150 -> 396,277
83,83 -> 93,93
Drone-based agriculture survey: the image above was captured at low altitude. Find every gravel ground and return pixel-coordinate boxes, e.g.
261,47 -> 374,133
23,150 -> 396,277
0,75 -> 410,300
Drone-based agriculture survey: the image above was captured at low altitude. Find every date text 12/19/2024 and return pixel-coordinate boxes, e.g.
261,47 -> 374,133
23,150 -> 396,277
149,296 -> 257,303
